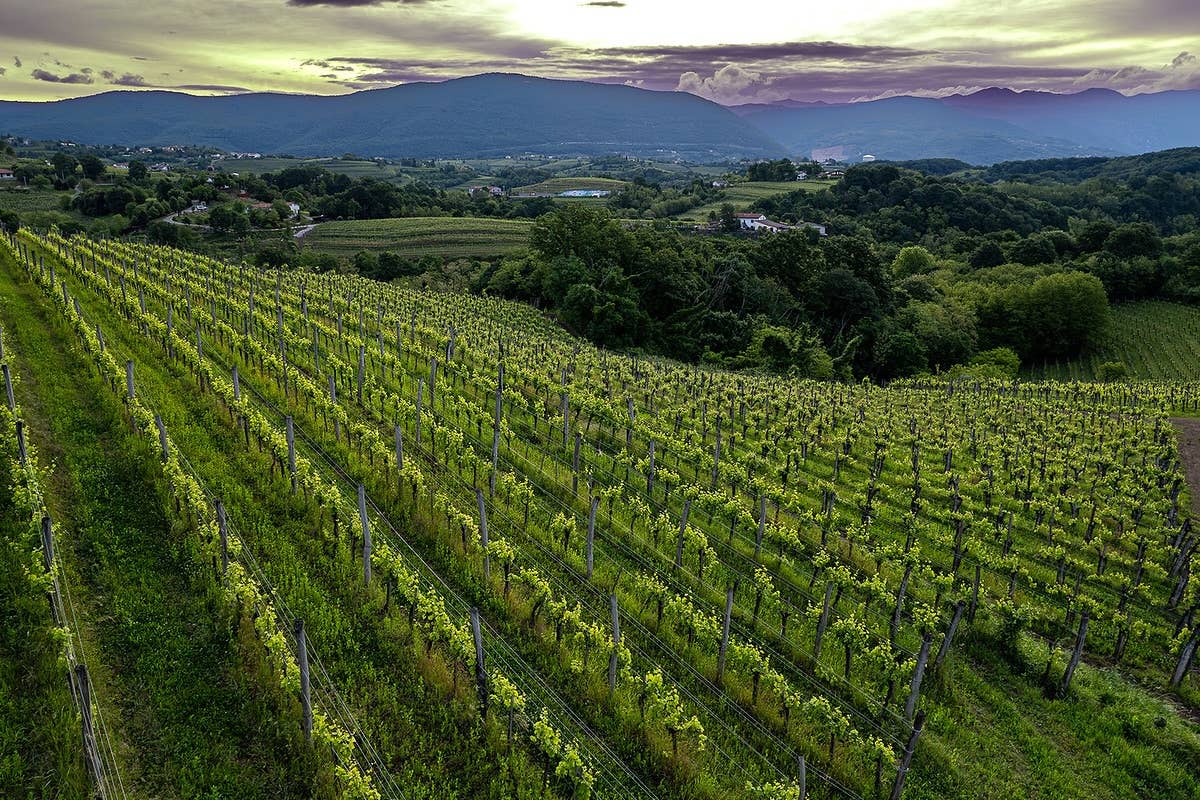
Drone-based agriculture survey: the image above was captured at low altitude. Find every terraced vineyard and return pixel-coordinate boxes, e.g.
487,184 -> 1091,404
2,229 -> 1199,800
302,216 -> 533,258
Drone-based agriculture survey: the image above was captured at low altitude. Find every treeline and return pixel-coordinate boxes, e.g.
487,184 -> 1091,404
260,166 -> 558,221
606,179 -> 723,218
758,161 -> 1200,304
479,205 -> 1110,379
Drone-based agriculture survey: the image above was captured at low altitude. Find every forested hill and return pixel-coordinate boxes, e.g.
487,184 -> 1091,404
975,147 -> 1200,183
0,73 -> 782,161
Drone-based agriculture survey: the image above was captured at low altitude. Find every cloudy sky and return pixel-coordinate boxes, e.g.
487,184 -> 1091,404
1,0 -> 1197,104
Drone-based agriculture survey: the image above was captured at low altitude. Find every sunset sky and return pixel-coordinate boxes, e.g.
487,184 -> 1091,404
1,0 -> 1197,104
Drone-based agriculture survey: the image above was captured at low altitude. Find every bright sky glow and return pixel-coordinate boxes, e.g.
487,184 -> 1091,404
0,0 -> 1195,103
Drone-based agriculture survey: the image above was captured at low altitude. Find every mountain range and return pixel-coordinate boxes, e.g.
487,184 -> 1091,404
2,73 -> 1198,165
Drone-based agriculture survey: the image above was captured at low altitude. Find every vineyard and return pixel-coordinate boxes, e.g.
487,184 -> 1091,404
302,217 -> 534,258
1030,300 -> 1200,381
1,229 -> 1199,800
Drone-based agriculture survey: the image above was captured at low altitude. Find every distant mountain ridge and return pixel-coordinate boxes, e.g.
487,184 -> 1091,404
733,87 -> 1200,164
1,75 -> 1197,165
0,73 -> 783,161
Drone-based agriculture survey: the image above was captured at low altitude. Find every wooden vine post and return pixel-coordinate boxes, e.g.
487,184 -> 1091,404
295,619 -> 313,741
716,583 -> 735,686
216,499 -> 229,577
470,607 -> 488,719
609,594 -> 621,693
889,710 -> 925,800
285,416 -> 297,493
586,496 -> 599,580
477,487 -> 490,580
904,633 -> 932,722
357,484 -> 371,587
1059,610 -> 1089,696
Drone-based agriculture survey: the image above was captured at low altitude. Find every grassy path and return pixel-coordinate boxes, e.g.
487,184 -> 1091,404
0,249 -> 307,799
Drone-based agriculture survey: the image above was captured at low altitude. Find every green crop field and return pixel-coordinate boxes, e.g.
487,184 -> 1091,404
677,180 -> 831,221
301,216 -> 533,258
0,188 -> 69,214
3,227 -> 1200,800
1029,300 -> 1200,380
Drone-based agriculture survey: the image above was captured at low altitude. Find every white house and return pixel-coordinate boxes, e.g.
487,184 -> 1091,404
287,202 -> 301,218
0,168 -> 14,180
734,212 -> 789,233
734,212 -> 826,235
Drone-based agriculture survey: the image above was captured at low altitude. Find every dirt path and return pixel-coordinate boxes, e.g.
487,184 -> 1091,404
1171,418 -> 1200,519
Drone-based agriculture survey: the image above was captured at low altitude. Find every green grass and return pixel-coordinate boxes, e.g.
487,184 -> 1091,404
0,253 -> 310,798
302,216 -> 533,258
1029,301 -> 1200,380
675,180 -> 829,221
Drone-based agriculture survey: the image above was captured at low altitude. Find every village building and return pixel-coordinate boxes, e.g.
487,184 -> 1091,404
733,212 -> 827,235
0,168 -> 15,180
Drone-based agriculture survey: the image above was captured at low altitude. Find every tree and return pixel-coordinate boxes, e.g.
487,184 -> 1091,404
718,203 -> 738,233
79,154 -> 106,181
1103,222 -> 1162,259
0,210 -> 20,233
1008,235 -> 1057,266
969,241 -> 1006,269
208,203 -> 249,235
901,299 -> 978,370
128,160 -> 148,182
968,347 -> 1020,378
50,152 -> 77,187
1021,271 -> 1109,359
892,245 -> 936,278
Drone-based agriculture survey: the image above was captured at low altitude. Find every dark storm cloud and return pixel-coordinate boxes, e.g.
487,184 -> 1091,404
110,73 -> 147,86
30,68 -> 94,84
583,2 -> 627,7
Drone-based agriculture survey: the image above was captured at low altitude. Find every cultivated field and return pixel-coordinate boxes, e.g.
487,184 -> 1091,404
0,188 -> 68,214
2,228 -> 1198,800
302,216 -> 533,258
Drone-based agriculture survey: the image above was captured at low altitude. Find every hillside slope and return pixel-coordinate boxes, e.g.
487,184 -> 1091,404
733,88 -> 1200,164
0,73 -> 783,161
